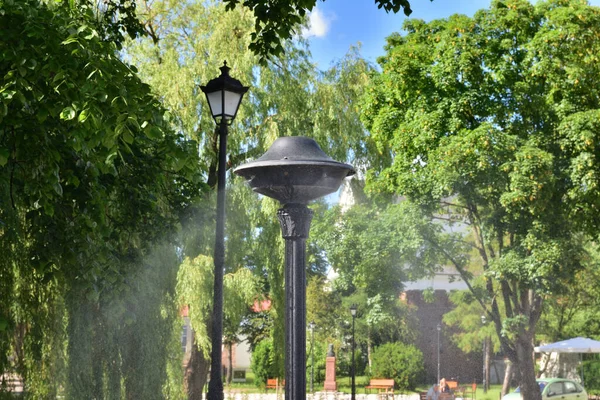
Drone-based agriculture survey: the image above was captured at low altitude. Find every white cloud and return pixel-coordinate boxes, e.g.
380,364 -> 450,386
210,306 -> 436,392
302,7 -> 333,38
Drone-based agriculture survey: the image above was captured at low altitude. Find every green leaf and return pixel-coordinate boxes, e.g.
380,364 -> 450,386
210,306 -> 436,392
144,125 -> 162,139
60,106 -> 76,120
61,36 -> 78,45
78,109 -> 89,122
122,129 -> 134,144
53,182 -> 63,196
0,316 -> 9,331
0,148 -> 9,166
36,107 -> 49,122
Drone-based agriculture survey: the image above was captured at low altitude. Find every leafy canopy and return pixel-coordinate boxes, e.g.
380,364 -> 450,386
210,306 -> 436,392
361,0 -> 600,397
222,0 -> 419,62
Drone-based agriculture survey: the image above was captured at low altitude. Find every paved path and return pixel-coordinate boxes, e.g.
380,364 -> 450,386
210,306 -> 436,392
221,392 -> 421,400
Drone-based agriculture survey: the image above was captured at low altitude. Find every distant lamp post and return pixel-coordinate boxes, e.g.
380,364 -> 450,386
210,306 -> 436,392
201,61 -> 248,400
309,321 -> 316,393
235,136 -> 354,400
481,315 -> 487,393
437,323 -> 441,384
350,304 -> 358,400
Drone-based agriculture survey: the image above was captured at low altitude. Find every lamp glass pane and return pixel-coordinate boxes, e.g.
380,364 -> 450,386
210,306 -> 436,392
223,90 -> 242,119
206,91 -> 222,118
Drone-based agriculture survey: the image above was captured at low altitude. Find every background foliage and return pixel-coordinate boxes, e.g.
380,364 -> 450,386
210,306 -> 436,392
370,342 -> 424,391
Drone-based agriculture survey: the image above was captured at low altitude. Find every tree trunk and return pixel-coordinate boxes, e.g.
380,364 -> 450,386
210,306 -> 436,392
502,359 -> 512,397
227,341 -> 233,385
514,336 -> 542,400
484,337 -> 490,391
367,328 -> 373,369
184,330 -> 210,400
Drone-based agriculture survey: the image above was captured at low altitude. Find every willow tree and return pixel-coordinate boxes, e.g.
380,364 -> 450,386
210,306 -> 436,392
126,0 -> 374,393
361,0 -> 600,398
0,0 -> 203,397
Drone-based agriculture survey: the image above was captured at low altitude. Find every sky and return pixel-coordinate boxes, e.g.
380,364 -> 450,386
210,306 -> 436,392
303,0 -> 600,69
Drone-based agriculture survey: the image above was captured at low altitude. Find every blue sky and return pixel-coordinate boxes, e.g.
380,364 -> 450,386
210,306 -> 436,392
303,0 -> 600,69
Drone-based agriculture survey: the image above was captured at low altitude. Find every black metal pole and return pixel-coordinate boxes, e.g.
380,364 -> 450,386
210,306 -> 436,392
437,326 -> 441,384
277,204 -> 313,400
351,315 -> 356,400
310,325 -> 314,393
208,119 -> 228,400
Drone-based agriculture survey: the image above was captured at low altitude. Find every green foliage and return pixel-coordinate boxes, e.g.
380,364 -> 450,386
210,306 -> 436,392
127,0 -> 375,382
445,289 -> 500,353
0,0 -> 203,397
370,342 -> 424,390
361,0 -> 600,396
583,357 -> 600,395
220,0 -> 416,63
251,338 -> 277,388
306,340 -> 328,384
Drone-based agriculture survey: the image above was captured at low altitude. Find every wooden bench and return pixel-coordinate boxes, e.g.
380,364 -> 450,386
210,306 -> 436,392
266,378 -> 284,391
0,373 -> 24,394
365,379 -> 394,398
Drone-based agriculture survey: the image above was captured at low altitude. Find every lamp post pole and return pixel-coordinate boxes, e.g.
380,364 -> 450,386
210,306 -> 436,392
235,136 -> 354,400
201,61 -> 248,400
350,304 -> 357,400
481,315 -> 487,393
437,323 -> 441,384
309,321 -> 315,393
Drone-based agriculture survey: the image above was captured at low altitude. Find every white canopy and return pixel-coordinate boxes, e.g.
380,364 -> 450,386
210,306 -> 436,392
535,337 -> 600,353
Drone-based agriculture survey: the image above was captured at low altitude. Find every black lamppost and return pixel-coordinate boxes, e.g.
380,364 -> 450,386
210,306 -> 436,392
437,323 -> 441,384
481,315 -> 487,393
201,61 -> 248,400
350,304 -> 358,400
235,136 -> 354,400
309,321 -> 316,393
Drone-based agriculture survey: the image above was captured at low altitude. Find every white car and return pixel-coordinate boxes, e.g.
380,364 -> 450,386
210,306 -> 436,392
502,378 -> 587,399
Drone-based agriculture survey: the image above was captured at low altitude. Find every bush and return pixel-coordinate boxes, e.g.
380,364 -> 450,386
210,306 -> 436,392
370,342 -> 424,391
583,358 -> 600,394
251,338 -> 277,388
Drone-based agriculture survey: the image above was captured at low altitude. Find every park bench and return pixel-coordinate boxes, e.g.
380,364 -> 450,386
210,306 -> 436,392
265,378 -> 284,391
0,373 -> 23,394
365,378 -> 394,398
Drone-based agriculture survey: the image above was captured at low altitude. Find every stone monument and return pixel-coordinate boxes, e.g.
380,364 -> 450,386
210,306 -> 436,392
323,344 -> 337,391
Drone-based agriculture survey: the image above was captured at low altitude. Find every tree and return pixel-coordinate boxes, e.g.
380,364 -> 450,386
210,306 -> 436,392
207,0 -> 419,63
222,268 -> 259,385
361,1 -> 600,399
0,0 -> 203,396
125,0 -> 375,390
312,189 -> 444,366
445,288 -> 502,391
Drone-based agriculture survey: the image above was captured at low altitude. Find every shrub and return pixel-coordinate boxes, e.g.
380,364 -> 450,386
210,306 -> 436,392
251,338 -> 277,388
583,358 -> 600,394
370,342 -> 424,391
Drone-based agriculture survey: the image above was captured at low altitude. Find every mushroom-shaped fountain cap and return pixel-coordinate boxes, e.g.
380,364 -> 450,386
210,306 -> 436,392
234,136 -> 355,204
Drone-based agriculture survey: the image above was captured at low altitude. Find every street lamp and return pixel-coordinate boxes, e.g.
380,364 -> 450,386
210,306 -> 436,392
309,321 -> 316,393
481,315 -> 487,393
437,323 -> 441,384
201,61 -> 248,400
235,136 -> 354,400
350,304 -> 358,400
